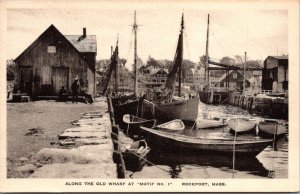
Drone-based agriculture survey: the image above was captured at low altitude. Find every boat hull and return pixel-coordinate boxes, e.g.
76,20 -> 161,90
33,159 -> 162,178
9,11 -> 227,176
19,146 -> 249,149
258,121 -> 287,137
112,97 -> 140,129
197,119 -> 227,129
122,140 -> 151,171
140,126 -> 272,156
142,98 -> 199,123
227,118 -> 256,134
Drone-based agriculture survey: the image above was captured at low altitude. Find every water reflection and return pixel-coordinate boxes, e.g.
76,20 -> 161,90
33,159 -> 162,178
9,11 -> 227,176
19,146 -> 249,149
147,150 -> 269,178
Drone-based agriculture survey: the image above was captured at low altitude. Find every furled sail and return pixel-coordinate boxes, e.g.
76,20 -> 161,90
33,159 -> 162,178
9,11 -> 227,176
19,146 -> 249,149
102,41 -> 119,95
155,13 -> 184,103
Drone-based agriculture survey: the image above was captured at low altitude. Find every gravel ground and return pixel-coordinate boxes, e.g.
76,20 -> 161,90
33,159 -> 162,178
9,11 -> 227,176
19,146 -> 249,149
6,100 -> 101,178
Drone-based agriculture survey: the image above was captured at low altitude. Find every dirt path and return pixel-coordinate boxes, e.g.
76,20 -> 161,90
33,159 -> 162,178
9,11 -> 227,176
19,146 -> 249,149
7,100 -> 101,178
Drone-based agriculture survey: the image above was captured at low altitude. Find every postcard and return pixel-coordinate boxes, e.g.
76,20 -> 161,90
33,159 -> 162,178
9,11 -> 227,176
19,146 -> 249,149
0,0 -> 299,192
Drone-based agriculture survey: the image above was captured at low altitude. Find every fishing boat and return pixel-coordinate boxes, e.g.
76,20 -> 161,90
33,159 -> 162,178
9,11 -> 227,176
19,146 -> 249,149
104,12 -> 142,128
121,140 -> 151,171
155,119 -> 185,131
122,114 -> 156,137
227,117 -> 257,134
141,13 -> 199,124
258,119 -> 288,138
196,117 -> 227,129
140,126 -> 272,156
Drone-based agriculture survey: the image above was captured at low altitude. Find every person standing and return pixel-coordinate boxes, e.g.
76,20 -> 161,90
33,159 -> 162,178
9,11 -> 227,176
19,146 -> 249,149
71,77 -> 80,103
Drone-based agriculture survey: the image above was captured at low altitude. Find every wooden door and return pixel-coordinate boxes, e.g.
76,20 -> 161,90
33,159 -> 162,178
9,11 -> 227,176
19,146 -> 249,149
20,67 -> 33,94
52,67 -> 69,95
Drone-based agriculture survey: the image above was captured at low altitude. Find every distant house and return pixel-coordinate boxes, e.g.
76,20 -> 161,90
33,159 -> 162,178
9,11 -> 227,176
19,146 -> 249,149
145,67 -> 168,88
211,70 -> 244,92
184,66 -> 205,90
14,24 -> 97,97
262,56 -> 288,93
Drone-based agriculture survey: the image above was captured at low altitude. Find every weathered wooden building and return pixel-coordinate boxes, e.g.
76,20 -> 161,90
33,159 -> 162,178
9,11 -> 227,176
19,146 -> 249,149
262,56 -> 288,93
14,24 -> 96,97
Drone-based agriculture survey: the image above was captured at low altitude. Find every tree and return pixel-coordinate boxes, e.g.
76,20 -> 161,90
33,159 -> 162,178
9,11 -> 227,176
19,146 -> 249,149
220,56 -> 235,65
199,55 -> 207,65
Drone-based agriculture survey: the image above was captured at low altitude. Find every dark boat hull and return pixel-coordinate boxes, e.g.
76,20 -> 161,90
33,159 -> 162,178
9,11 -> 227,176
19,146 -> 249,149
124,120 -> 156,139
140,126 -> 273,156
142,98 -> 199,123
112,97 -> 140,129
122,140 -> 151,171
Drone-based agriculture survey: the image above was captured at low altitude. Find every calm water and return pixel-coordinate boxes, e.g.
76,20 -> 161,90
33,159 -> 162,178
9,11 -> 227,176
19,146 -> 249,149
125,102 -> 288,179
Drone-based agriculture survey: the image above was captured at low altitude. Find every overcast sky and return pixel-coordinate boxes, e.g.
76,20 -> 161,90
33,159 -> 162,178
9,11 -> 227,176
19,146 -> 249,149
7,8 -> 287,69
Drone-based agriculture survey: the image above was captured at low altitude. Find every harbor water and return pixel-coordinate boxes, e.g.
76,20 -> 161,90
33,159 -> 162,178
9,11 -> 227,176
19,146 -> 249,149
124,102 -> 288,179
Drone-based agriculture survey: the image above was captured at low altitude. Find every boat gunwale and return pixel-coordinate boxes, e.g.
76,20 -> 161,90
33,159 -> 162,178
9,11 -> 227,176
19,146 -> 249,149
140,126 -> 273,145
123,114 -> 155,125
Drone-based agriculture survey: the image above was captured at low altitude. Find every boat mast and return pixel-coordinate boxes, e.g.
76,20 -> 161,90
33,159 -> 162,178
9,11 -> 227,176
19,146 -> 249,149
243,51 -> 247,94
133,10 -> 139,97
178,13 -> 184,97
114,35 -> 119,93
205,14 -> 210,86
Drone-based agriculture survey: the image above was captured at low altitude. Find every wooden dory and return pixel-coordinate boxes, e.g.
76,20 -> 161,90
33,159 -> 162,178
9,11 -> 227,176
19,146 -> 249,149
140,126 -> 273,156
122,114 -> 156,137
258,119 -> 288,137
196,118 -> 227,129
156,119 -> 185,131
122,140 -> 151,171
227,117 -> 256,134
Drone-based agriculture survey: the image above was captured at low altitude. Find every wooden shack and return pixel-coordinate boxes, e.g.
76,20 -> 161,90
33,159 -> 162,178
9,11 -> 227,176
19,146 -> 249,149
14,24 -> 96,97
262,56 -> 288,93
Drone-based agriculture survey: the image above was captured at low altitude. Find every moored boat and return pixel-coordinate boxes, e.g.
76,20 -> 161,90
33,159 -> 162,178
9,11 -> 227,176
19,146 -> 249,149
122,114 -> 156,137
258,119 -> 288,138
227,117 -> 257,134
142,98 -> 199,124
140,126 -> 273,156
196,118 -> 227,129
121,140 -> 151,171
155,119 -> 185,131
141,13 -> 199,124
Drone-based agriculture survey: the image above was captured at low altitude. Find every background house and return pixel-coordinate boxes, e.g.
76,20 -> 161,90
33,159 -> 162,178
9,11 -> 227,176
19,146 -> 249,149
144,67 -> 169,88
14,24 -> 96,97
262,56 -> 288,93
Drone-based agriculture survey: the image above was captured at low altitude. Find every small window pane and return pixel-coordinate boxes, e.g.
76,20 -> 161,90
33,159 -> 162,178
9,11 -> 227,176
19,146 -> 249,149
48,46 -> 56,53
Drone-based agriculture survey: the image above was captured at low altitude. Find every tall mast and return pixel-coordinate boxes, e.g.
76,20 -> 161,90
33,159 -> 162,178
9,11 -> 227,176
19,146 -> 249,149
243,51 -> 247,94
133,10 -> 138,97
205,14 -> 210,86
178,13 -> 184,97
114,35 -> 119,93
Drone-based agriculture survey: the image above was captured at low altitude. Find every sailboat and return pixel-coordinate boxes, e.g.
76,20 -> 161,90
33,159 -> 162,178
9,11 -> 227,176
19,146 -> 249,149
141,13 -> 199,124
103,11 -> 142,129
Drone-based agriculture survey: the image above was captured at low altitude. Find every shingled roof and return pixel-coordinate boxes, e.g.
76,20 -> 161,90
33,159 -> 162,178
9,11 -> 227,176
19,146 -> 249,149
65,35 -> 97,53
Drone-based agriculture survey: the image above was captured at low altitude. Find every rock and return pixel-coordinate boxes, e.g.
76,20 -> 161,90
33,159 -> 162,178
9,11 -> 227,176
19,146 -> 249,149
59,140 -> 76,146
75,138 -> 110,145
15,164 -> 36,174
34,144 -> 113,164
30,162 -> 117,178
59,131 -> 109,139
64,126 -> 107,133
19,157 -> 28,163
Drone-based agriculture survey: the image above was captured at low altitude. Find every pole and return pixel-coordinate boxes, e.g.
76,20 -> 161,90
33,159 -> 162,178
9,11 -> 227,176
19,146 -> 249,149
133,10 -> 138,97
243,52 -> 247,94
178,13 -> 184,97
205,14 -> 210,86
115,36 -> 119,93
